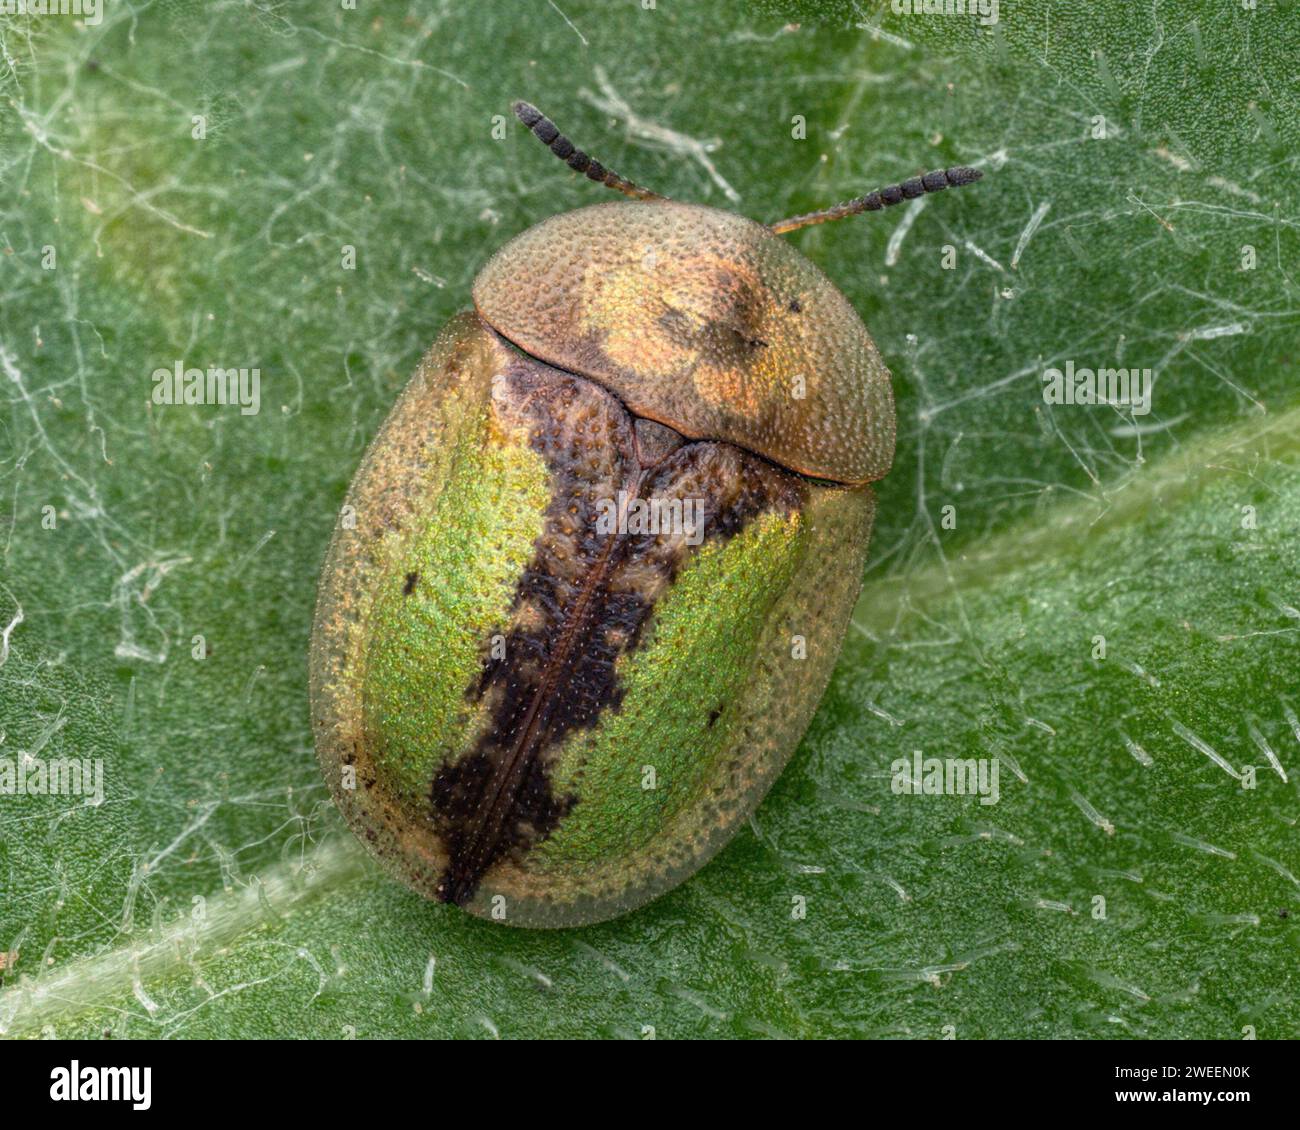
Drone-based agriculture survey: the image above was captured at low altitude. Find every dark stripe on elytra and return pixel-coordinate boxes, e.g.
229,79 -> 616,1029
430,360 -> 804,906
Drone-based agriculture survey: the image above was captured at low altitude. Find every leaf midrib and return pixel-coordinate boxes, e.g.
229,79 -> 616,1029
1,403 -> 1293,1036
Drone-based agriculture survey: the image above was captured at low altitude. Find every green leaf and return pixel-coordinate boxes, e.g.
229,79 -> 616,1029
1,0 -> 1297,1039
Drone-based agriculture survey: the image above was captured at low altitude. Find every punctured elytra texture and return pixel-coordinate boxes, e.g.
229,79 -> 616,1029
310,312 -> 878,926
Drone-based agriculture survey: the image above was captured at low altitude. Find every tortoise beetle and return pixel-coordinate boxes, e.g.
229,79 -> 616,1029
310,103 -> 981,927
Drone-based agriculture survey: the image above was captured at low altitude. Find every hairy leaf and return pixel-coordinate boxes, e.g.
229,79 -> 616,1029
1,0 -> 1297,1038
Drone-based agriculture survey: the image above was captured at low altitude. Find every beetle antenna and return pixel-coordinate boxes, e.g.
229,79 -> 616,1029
513,101 -> 667,203
769,167 -> 982,235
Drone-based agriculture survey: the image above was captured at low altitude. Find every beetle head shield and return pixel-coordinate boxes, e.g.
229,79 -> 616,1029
472,200 -> 896,485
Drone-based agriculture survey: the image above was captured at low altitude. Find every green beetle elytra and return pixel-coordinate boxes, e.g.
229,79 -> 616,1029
310,103 -> 981,927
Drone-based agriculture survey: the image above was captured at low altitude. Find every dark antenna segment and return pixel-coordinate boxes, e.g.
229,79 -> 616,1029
513,101 -> 667,203
770,166 -> 982,235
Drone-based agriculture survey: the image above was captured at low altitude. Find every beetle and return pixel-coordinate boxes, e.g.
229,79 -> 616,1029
310,102 -> 981,927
